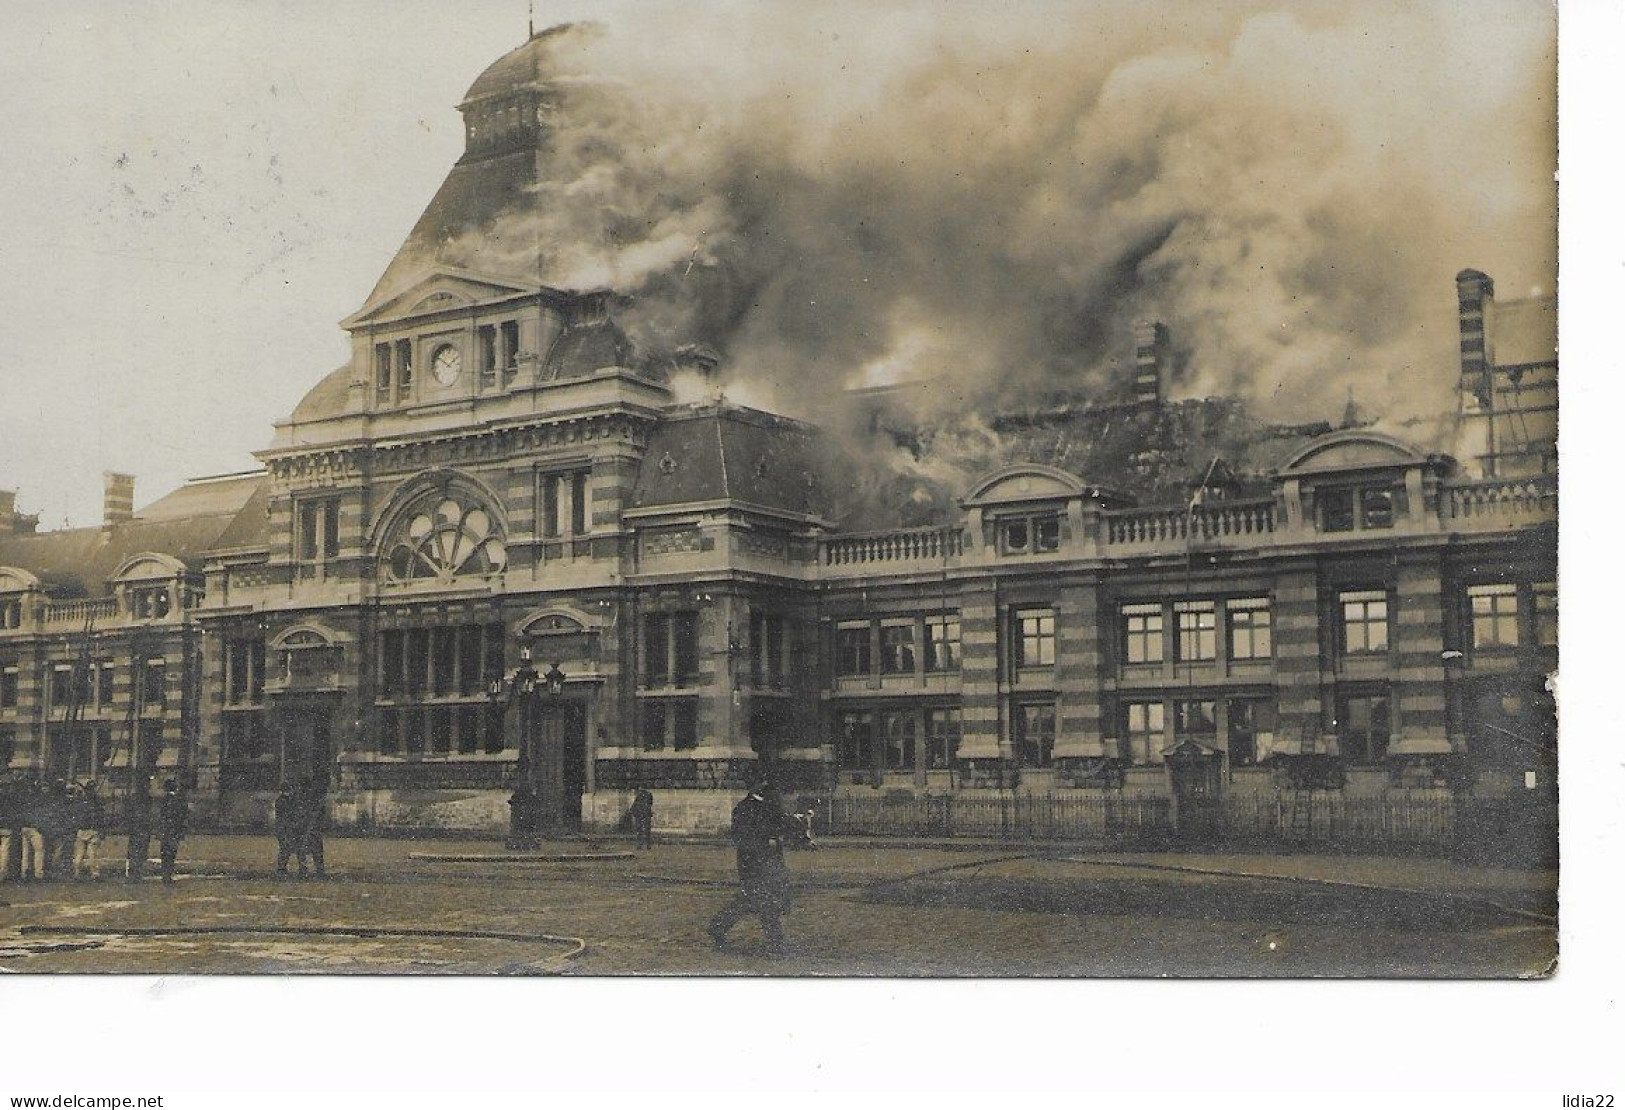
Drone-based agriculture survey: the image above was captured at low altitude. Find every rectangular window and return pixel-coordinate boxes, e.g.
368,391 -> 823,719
431,628 -> 457,697
880,623 -> 916,675
643,613 -> 699,687
375,342 -> 393,401
924,616 -> 960,672
429,706 -> 453,754
1337,690 -> 1391,764
1013,702 -> 1056,767
457,706 -> 480,754
226,639 -> 265,706
751,612 -> 786,687
2,664 -> 19,710
1532,581 -> 1557,647
142,659 -> 166,710
478,325 -> 497,388
1174,699 -> 1217,742
882,711 -> 917,771
540,471 -> 592,539
1122,603 -> 1164,665
641,699 -> 699,751
925,708 -> 961,769
1469,583 -> 1520,650
457,626 -> 484,697
1322,488 -> 1355,532
129,586 -> 172,620
296,498 -> 341,571
1225,698 -> 1275,766
1013,608 -> 1056,668
1360,487 -> 1395,529
1124,700 -> 1165,765
0,599 -> 22,630
1340,590 -> 1389,655
380,630 -> 404,699
837,710 -> 875,771
500,320 -> 520,383
96,662 -> 116,708
1227,599 -> 1273,661
222,713 -> 269,761
395,339 -> 413,391
1175,602 -> 1217,663
671,699 -> 698,750
999,513 -> 1062,555
837,624 -> 871,677
51,664 -> 73,708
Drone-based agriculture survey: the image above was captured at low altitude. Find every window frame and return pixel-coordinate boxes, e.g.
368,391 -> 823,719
1121,603 -> 1165,666
1339,589 -> 1390,656
1227,598 -> 1273,661
1174,601 -> 1218,663
1012,608 -> 1056,669
1468,582 -> 1521,651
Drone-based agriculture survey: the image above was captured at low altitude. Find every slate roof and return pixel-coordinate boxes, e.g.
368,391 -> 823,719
630,405 -> 843,520
0,473 -> 267,596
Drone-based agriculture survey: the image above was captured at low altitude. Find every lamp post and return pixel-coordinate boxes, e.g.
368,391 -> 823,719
488,645 -> 565,848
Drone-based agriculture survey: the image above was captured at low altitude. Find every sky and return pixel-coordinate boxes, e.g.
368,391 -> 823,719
0,0 -> 1558,527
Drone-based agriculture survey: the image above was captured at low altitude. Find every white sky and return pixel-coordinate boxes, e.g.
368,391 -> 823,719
0,0 -> 1559,528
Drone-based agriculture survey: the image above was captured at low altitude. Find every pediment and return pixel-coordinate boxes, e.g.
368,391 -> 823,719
963,464 -> 1084,508
0,566 -> 42,592
111,553 -> 187,582
341,269 -> 542,329
1279,431 -> 1426,476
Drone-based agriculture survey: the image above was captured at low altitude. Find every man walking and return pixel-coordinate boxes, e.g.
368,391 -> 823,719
629,787 -> 654,850
71,780 -> 105,880
157,778 -> 187,884
299,779 -> 327,880
273,784 -> 306,878
707,779 -> 797,956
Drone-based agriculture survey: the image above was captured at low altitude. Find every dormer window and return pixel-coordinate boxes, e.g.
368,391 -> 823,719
998,511 -> 1061,555
0,598 -> 21,630
1320,484 -> 1397,532
129,585 -> 172,620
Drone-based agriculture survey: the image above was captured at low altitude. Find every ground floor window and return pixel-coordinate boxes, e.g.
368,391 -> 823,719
639,698 -> 698,751
924,708 -> 961,769
1225,698 -> 1276,766
838,706 -> 962,774
1012,701 -> 1056,767
1123,700 -> 1165,764
222,712 -> 269,762
377,704 -> 505,756
837,710 -> 874,771
1336,688 -> 1391,764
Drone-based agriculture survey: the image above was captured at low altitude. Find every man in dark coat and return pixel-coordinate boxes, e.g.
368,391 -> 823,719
629,787 -> 654,850
298,780 -> 327,879
157,778 -> 187,883
273,785 -> 306,877
39,779 -> 77,879
707,780 -> 797,955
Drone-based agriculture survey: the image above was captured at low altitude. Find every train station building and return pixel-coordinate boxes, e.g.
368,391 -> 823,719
0,30 -> 1556,842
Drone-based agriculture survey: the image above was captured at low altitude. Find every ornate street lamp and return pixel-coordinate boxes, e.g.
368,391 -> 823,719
488,646 -> 566,848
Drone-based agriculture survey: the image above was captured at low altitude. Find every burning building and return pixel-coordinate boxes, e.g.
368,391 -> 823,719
0,28 -> 1555,850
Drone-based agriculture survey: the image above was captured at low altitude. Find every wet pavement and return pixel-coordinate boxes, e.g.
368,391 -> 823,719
0,834 -> 1557,977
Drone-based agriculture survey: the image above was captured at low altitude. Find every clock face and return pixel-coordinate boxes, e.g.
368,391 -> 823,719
431,344 -> 462,385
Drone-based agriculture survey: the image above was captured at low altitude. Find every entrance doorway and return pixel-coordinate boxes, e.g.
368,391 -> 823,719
278,698 -> 335,792
1167,743 -> 1223,844
525,699 -> 588,832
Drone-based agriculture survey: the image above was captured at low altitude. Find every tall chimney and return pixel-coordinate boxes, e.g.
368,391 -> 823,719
1456,269 -> 1496,407
1134,320 -> 1170,407
103,472 -> 135,530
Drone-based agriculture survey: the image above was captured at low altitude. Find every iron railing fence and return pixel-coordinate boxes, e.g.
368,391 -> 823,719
816,790 -> 1460,848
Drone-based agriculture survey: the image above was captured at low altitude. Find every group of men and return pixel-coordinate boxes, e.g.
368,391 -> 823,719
273,780 -> 327,879
0,775 -> 189,883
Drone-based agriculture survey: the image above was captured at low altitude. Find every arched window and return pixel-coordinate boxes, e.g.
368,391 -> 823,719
384,496 -> 507,585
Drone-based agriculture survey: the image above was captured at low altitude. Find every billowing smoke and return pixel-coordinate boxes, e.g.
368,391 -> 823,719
444,4 -> 1554,493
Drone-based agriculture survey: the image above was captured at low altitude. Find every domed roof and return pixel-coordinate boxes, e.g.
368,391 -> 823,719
461,23 -> 596,106
290,364 -> 353,424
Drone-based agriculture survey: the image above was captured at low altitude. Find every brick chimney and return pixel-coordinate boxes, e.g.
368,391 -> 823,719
1134,320 -> 1170,407
103,472 -> 135,530
1456,269 -> 1496,409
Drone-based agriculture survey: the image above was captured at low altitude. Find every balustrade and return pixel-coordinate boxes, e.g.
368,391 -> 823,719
40,597 -> 119,626
822,526 -> 965,566
1447,476 -> 1557,520
1104,499 -> 1276,547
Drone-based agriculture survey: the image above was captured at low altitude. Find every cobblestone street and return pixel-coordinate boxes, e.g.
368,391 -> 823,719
0,835 -> 1557,977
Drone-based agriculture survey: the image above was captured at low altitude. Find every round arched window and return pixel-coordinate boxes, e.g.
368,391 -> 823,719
385,497 -> 507,584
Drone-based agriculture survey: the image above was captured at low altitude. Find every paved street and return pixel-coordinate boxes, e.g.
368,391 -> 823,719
0,835 -> 1556,977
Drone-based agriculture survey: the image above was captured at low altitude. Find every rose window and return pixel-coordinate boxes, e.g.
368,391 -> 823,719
385,498 -> 507,584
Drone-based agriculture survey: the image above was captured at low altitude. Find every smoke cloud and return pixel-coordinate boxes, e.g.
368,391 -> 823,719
446,2 -> 1555,472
